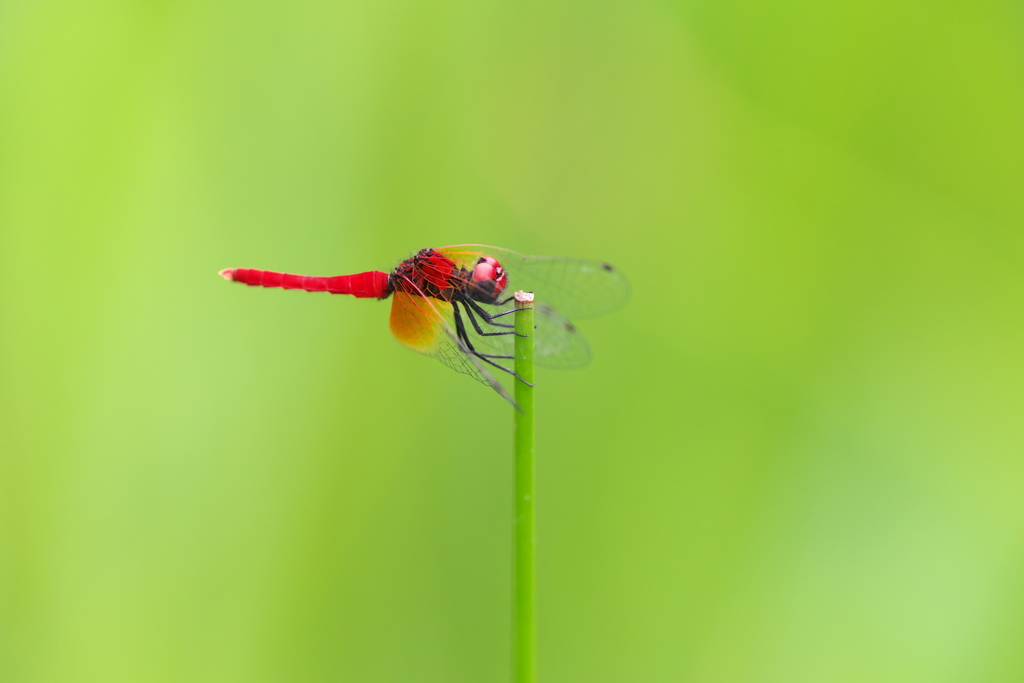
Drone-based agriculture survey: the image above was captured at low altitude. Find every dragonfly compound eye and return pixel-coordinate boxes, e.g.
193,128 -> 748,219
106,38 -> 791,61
470,257 -> 508,302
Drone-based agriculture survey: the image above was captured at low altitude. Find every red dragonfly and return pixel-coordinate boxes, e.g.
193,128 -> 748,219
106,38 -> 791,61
220,245 -> 628,406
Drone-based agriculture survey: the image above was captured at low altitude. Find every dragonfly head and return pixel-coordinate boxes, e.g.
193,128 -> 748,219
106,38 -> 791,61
468,256 -> 508,303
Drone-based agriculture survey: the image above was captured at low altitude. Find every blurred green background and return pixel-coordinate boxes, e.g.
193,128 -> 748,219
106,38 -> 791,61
3,1 -> 1024,681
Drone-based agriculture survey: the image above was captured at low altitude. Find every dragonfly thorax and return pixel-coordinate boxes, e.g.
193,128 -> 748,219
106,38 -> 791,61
389,249 -> 508,305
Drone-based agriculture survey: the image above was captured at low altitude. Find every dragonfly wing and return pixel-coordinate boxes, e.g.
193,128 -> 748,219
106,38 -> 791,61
389,289 -> 518,406
515,256 -> 630,320
435,245 -> 630,320
468,301 -> 592,369
433,246 -> 602,369
533,302 -> 592,368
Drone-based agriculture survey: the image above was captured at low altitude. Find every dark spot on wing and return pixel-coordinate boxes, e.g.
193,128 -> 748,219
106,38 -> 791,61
563,322 -> 577,333
600,262 -> 615,271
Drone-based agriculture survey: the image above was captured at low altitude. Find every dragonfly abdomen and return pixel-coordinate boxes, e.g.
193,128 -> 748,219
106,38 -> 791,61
220,268 -> 389,298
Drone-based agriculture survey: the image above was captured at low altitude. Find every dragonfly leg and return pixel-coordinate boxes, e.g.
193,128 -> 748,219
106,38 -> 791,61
464,300 -> 515,329
486,306 -> 520,320
451,302 -> 534,386
451,301 -> 479,349
463,300 -> 520,337
473,349 -> 534,386
459,306 -> 514,358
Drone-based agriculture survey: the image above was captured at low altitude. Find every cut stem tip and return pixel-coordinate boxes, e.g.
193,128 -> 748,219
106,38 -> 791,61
514,290 -> 534,305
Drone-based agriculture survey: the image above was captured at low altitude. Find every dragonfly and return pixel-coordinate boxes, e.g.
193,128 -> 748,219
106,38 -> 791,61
219,245 -> 629,406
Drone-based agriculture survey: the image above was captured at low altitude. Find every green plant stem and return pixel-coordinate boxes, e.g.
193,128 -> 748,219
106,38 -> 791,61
513,291 -> 536,683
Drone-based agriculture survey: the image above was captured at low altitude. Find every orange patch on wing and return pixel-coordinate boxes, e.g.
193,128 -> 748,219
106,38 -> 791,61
389,290 -> 450,354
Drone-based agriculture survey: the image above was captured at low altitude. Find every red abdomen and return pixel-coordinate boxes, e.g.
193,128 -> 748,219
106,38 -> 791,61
220,268 -> 390,299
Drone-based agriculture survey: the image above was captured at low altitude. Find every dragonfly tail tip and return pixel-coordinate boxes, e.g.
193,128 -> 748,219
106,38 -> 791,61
218,269 -> 236,281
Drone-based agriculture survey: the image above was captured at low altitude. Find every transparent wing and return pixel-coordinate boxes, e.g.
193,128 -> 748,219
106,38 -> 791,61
435,245 -> 630,320
462,300 -> 592,369
433,245 -> 628,368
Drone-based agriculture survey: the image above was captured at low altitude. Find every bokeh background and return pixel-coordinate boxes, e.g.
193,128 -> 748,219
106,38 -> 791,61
3,1 -> 1024,681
